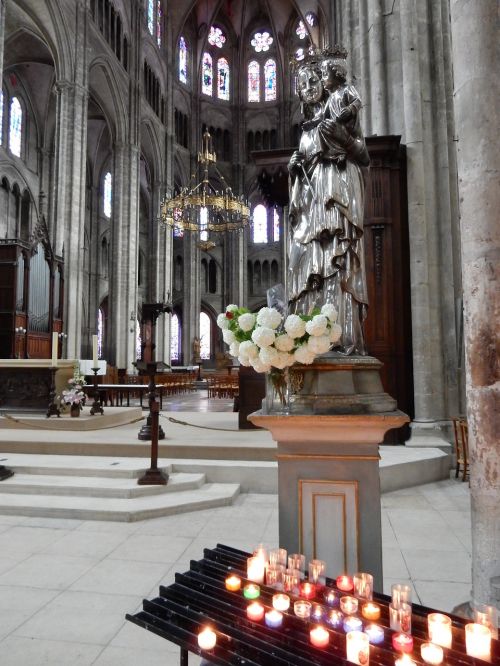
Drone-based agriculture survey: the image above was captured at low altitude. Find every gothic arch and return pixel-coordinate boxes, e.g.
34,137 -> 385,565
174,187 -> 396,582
88,56 -> 127,143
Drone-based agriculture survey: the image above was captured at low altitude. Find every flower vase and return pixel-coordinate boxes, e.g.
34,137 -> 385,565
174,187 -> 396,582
70,404 -> 80,418
265,367 -> 291,415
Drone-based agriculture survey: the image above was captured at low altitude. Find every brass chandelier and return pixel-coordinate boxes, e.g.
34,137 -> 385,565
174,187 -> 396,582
160,130 -> 250,237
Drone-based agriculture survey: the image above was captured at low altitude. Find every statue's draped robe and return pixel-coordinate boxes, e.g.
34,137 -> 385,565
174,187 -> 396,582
288,92 -> 368,355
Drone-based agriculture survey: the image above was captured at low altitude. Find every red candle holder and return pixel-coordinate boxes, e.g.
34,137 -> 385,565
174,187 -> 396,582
300,582 -> 316,600
336,575 -> 354,592
392,632 -> 414,653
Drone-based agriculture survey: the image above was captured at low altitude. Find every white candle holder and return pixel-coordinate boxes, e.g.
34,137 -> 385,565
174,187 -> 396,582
465,622 -> 492,661
420,642 -> 444,665
391,583 -> 412,607
389,602 -> 412,634
247,556 -> 265,584
283,568 -> 300,594
346,630 -> 370,665
308,559 -> 326,586
269,547 -> 287,567
428,613 -> 452,649
340,595 -> 359,615
473,603 -> 499,640
294,600 -> 312,619
288,553 -> 305,576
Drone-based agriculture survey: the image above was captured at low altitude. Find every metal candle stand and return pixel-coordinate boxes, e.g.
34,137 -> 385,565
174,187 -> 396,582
90,367 -> 104,415
137,399 -> 168,485
137,363 -> 165,441
46,367 -> 61,418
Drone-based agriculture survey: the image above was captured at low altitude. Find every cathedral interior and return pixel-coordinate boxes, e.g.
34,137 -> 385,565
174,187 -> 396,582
0,0 -> 498,663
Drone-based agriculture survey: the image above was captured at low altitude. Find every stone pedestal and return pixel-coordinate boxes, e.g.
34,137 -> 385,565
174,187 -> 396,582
249,355 -> 408,592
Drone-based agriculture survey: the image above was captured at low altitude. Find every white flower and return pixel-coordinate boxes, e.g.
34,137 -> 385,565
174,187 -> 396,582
307,334 -> 331,355
251,359 -> 271,373
222,329 -> 236,345
272,351 -> 293,369
217,313 -> 230,330
321,304 -> 338,323
238,312 -> 256,332
226,304 -> 238,312
251,326 -> 276,348
238,356 -> 252,367
330,323 -> 342,343
229,341 -> 240,357
284,314 -> 307,338
275,334 -> 295,352
239,340 -> 259,359
305,314 -> 328,337
259,346 -> 278,366
294,345 -> 316,365
256,307 -> 282,329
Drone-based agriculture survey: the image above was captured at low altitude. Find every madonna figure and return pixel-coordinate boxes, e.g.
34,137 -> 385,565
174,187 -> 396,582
288,46 -> 369,355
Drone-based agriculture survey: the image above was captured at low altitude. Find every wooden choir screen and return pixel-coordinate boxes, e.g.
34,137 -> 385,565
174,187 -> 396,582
0,239 -> 64,359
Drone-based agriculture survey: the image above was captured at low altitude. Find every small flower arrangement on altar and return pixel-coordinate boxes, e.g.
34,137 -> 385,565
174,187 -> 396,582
60,366 -> 86,415
217,304 -> 342,410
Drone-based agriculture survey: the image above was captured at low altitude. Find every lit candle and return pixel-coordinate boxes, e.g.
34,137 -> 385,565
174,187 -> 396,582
420,642 -> 444,665
474,604 -> 499,640
310,625 -> 330,648
243,583 -> 260,600
465,623 -> 491,661
272,594 -> 290,612
324,588 -> 339,606
254,543 -> 267,562
390,602 -> 412,634
327,610 -> 344,628
294,600 -> 312,619
92,334 -> 98,367
336,575 -> 354,592
346,631 -> 370,665
311,604 -> 325,621
225,575 -> 241,592
365,624 -> 384,645
343,616 -> 363,633
362,603 -> 381,621
300,582 -> 316,600
247,556 -> 265,584
51,331 -> 58,366
395,655 -> 416,666
309,559 -> 326,587
428,613 -> 452,649
265,609 -> 283,628
354,573 -> 373,601
197,627 -> 217,650
246,602 -> 265,622
340,596 -> 359,615
392,632 -> 414,653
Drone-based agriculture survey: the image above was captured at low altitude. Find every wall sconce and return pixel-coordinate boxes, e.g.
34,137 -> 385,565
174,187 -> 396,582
130,311 -> 136,322
58,333 -> 68,340
15,327 -> 27,335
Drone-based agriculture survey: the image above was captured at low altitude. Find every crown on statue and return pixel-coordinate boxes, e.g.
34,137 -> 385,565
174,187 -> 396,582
321,44 -> 348,61
290,45 -> 323,71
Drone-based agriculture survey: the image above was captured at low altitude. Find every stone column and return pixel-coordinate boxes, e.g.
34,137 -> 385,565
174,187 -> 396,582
449,0 -> 500,607
0,0 -> 6,78
181,233 -> 200,365
108,141 -> 140,371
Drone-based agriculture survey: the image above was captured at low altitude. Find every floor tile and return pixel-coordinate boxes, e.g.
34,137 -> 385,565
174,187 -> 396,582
413,580 -> 472,613
0,526 -> 69,557
0,636 -> 101,666
70,558 -> 169,596
0,554 -> 97,590
108,534 -> 192,563
402,548 -> 472,583
41,530 -> 130,559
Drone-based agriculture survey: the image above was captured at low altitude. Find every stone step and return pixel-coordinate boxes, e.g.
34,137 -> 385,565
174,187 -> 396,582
0,472 -> 206,498
0,483 -> 241,522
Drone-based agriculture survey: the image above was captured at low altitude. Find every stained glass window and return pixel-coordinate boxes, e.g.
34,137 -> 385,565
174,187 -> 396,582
173,208 -> 184,237
253,204 -> 268,243
248,60 -> 260,102
9,97 -> 22,157
296,20 -> 307,39
156,1 -> 162,46
0,90 -> 3,144
170,313 -> 180,361
200,312 -> 211,359
273,208 -> 280,241
202,52 -> 213,96
136,320 -> 142,360
306,11 -> 317,26
179,36 -> 188,84
208,26 -> 226,48
264,59 -> 277,101
147,0 -> 154,35
97,308 -> 104,358
295,48 -> 305,61
200,206 -> 208,242
217,58 -> 230,100
103,172 -> 112,218
251,31 -> 273,52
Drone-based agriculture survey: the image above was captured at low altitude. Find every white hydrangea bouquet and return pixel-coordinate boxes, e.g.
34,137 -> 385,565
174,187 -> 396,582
217,304 -> 342,408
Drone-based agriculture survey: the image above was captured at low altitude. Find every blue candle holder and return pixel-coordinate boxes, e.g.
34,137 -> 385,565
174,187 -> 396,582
326,610 -> 344,628
343,616 -> 363,633
365,623 -> 384,644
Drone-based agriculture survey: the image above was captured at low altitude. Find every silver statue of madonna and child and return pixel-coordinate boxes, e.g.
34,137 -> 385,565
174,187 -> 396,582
272,45 -> 397,415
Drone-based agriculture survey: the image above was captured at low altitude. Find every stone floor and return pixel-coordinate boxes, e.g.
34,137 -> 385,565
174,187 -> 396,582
0,390 -> 472,665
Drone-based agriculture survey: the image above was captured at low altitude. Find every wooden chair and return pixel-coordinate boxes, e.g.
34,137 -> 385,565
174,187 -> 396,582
452,417 -> 469,482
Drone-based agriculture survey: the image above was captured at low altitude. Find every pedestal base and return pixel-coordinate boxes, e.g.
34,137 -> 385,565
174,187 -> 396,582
137,468 -> 168,485
249,411 -> 408,591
